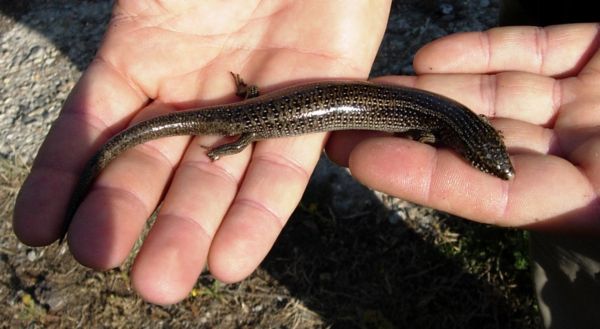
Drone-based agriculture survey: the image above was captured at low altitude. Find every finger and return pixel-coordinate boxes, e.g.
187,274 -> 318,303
348,137 -> 598,233
326,74 -> 558,166
207,133 -> 326,283
580,37 -> 600,75
350,137 -> 509,220
414,23 -> 600,77
129,133 -> 252,305
374,73 -> 558,125
66,102 -> 191,270
13,60 -> 147,246
571,136 -> 600,196
326,130 -> 387,167
327,114 -> 555,169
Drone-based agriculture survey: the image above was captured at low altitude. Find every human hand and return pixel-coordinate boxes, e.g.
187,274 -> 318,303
13,0 -> 391,304
327,23 -> 600,235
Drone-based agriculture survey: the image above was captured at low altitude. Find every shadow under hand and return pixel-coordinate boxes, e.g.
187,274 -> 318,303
261,156 -> 539,328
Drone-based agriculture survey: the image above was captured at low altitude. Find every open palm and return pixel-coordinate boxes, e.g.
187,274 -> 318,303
13,0 -> 391,304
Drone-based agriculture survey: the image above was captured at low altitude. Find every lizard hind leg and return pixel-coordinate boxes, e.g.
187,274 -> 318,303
206,132 -> 257,160
396,129 -> 438,144
202,73 -> 262,160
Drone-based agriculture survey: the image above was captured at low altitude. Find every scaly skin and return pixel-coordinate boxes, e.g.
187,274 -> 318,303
61,80 -> 514,242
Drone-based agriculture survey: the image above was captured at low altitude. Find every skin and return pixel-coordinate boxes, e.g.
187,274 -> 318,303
13,1 -> 600,304
329,23 -> 600,236
13,0 -> 391,305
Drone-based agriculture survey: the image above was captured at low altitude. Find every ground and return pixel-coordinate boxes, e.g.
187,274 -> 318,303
0,1 -> 541,328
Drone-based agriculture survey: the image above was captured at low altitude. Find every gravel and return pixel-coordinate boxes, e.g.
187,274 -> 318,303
0,1 -> 111,162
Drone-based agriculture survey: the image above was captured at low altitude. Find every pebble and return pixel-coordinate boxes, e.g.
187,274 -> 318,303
26,249 -> 38,262
440,3 -> 454,15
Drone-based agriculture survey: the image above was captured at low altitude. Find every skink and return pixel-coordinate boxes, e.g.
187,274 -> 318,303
60,77 -> 514,241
